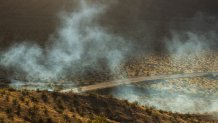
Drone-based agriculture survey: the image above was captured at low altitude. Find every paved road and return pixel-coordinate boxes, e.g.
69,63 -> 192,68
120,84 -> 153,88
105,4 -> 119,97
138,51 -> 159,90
60,72 -> 218,93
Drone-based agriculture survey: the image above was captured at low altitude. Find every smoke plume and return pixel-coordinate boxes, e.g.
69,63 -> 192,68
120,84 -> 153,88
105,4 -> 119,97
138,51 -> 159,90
112,81 -> 218,114
0,0 -> 217,115
0,1 -> 130,81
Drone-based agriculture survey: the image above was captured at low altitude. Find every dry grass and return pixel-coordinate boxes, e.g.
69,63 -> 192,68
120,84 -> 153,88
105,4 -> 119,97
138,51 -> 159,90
0,88 -> 216,123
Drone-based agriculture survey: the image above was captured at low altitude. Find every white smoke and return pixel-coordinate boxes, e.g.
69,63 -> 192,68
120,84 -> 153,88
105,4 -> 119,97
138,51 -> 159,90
111,30 -> 218,114
166,32 -> 209,57
0,1 -> 130,81
112,84 -> 218,113
165,31 -> 218,73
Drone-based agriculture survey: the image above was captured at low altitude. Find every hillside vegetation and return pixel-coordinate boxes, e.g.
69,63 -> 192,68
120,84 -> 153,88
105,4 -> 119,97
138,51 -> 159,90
0,88 -> 216,123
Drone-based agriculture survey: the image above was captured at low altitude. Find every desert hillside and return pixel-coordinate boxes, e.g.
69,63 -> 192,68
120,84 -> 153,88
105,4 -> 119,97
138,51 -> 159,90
0,1 -> 217,123
0,88 -> 217,123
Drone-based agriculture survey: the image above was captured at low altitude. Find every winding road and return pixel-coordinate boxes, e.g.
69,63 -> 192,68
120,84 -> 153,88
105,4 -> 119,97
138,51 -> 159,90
60,72 -> 218,93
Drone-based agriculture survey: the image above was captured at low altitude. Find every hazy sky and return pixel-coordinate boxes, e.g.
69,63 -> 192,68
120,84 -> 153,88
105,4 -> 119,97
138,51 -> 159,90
0,0 -> 217,51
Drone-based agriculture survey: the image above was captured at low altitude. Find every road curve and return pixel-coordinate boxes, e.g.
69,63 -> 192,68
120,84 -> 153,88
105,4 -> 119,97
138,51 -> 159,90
60,72 -> 218,93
